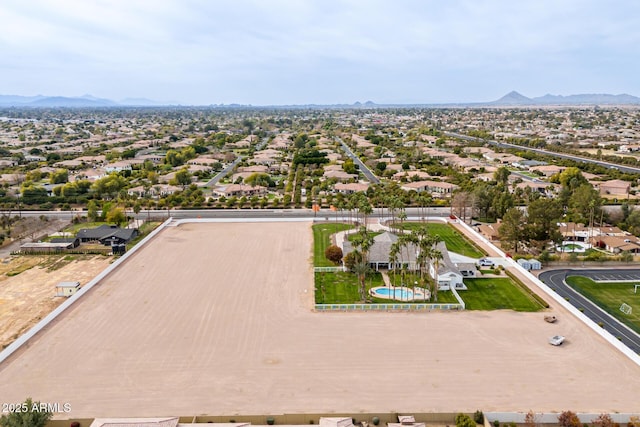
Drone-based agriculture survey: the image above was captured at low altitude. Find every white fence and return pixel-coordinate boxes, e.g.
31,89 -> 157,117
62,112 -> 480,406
314,266 -> 345,272
315,303 -> 463,311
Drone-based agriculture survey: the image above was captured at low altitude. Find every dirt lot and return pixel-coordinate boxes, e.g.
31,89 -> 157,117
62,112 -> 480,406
0,222 -> 639,419
0,255 -> 112,349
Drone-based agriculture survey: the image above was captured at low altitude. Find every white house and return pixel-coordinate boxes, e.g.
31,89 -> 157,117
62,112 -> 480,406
428,241 -> 466,290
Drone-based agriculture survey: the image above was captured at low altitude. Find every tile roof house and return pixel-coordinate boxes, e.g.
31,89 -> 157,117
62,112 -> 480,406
213,184 -> 266,197
595,179 -> 631,197
334,182 -> 370,194
400,180 -> 459,195
477,223 -> 501,241
590,235 -> 640,253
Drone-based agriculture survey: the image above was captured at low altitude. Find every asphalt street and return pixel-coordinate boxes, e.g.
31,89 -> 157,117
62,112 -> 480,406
444,131 -> 640,174
336,137 -> 381,184
538,269 -> 640,353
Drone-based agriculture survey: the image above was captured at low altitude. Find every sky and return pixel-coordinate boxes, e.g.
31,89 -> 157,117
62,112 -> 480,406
1,0 -> 639,105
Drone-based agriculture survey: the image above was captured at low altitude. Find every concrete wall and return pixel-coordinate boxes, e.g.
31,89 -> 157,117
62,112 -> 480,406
46,413 -> 463,427
485,411 -> 640,425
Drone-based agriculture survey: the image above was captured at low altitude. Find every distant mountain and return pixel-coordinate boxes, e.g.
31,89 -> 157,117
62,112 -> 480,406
494,91 -> 532,105
493,91 -> 640,105
0,94 -> 162,107
0,94 -> 47,106
30,96 -> 117,107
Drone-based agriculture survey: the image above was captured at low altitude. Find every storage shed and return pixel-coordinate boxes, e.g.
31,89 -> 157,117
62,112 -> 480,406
517,258 -> 542,271
55,281 -> 81,297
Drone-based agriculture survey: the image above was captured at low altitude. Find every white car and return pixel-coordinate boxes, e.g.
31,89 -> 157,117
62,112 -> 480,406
478,258 -> 495,267
549,335 -> 565,346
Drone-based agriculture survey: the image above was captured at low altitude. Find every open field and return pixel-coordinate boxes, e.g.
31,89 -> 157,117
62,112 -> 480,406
399,222 -> 485,258
566,276 -> 640,334
0,255 -> 112,349
0,222 -> 639,418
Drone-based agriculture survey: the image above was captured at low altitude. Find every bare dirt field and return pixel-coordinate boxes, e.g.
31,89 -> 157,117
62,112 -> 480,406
0,255 -> 112,349
0,222 -> 639,419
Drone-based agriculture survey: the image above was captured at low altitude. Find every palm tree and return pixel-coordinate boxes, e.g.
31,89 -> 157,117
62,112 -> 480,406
359,199 -> 373,230
388,242 -> 400,296
352,260 -> 371,301
350,226 -> 375,299
397,209 -> 407,234
430,249 -> 443,302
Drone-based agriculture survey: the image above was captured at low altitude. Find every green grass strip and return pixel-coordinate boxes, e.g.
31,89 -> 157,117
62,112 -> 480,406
312,223 -> 354,267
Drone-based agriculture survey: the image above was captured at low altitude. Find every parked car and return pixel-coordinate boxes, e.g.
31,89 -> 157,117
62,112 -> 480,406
549,335 -> 565,346
478,258 -> 495,267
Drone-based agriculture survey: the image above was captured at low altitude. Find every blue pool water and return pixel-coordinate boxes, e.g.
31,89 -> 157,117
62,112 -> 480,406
372,287 -> 415,300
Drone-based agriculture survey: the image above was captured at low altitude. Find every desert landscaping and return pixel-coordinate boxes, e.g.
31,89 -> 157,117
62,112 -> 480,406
0,221 -> 639,419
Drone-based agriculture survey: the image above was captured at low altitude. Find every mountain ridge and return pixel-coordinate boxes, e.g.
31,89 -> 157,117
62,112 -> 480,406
1,92 -> 639,108
492,91 -> 640,105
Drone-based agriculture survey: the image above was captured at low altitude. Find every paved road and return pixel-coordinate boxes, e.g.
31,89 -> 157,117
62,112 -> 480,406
205,136 -> 269,187
335,137 -> 380,184
538,269 -> 640,353
444,131 -> 640,174
0,207 -> 455,221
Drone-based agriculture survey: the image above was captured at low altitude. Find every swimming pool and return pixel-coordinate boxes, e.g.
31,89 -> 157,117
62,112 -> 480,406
369,286 -> 428,301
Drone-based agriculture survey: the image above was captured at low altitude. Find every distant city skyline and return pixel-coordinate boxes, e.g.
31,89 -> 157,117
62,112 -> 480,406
1,0 -> 639,105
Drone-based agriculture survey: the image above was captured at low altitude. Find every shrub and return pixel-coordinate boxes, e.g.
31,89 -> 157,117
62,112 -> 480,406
558,411 -> 581,427
372,418 -> 380,426
71,423 -> 81,427
325,245 -> 343,265
474,411 -> 484,424
493,421 -> 500,427
456,414 -> 476,427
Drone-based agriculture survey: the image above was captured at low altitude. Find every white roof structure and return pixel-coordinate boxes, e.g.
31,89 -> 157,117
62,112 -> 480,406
90,418 -> 179,427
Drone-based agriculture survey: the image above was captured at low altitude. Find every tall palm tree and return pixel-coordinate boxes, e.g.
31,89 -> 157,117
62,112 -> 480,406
397,209 -> 407,234
350,226 -> 375,300
352,260 -> 371,302
389,241 -> 400,295
359,200 -> 373,230
430,249 -> 443,302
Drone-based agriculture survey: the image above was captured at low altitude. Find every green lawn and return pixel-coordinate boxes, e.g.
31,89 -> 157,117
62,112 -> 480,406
315,270 -> 459,304
312,223 -> 354,267
566,276 -> 640,334
460,278 -> 546,311
315,271 -> 384,303
398,222 -> 485,258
